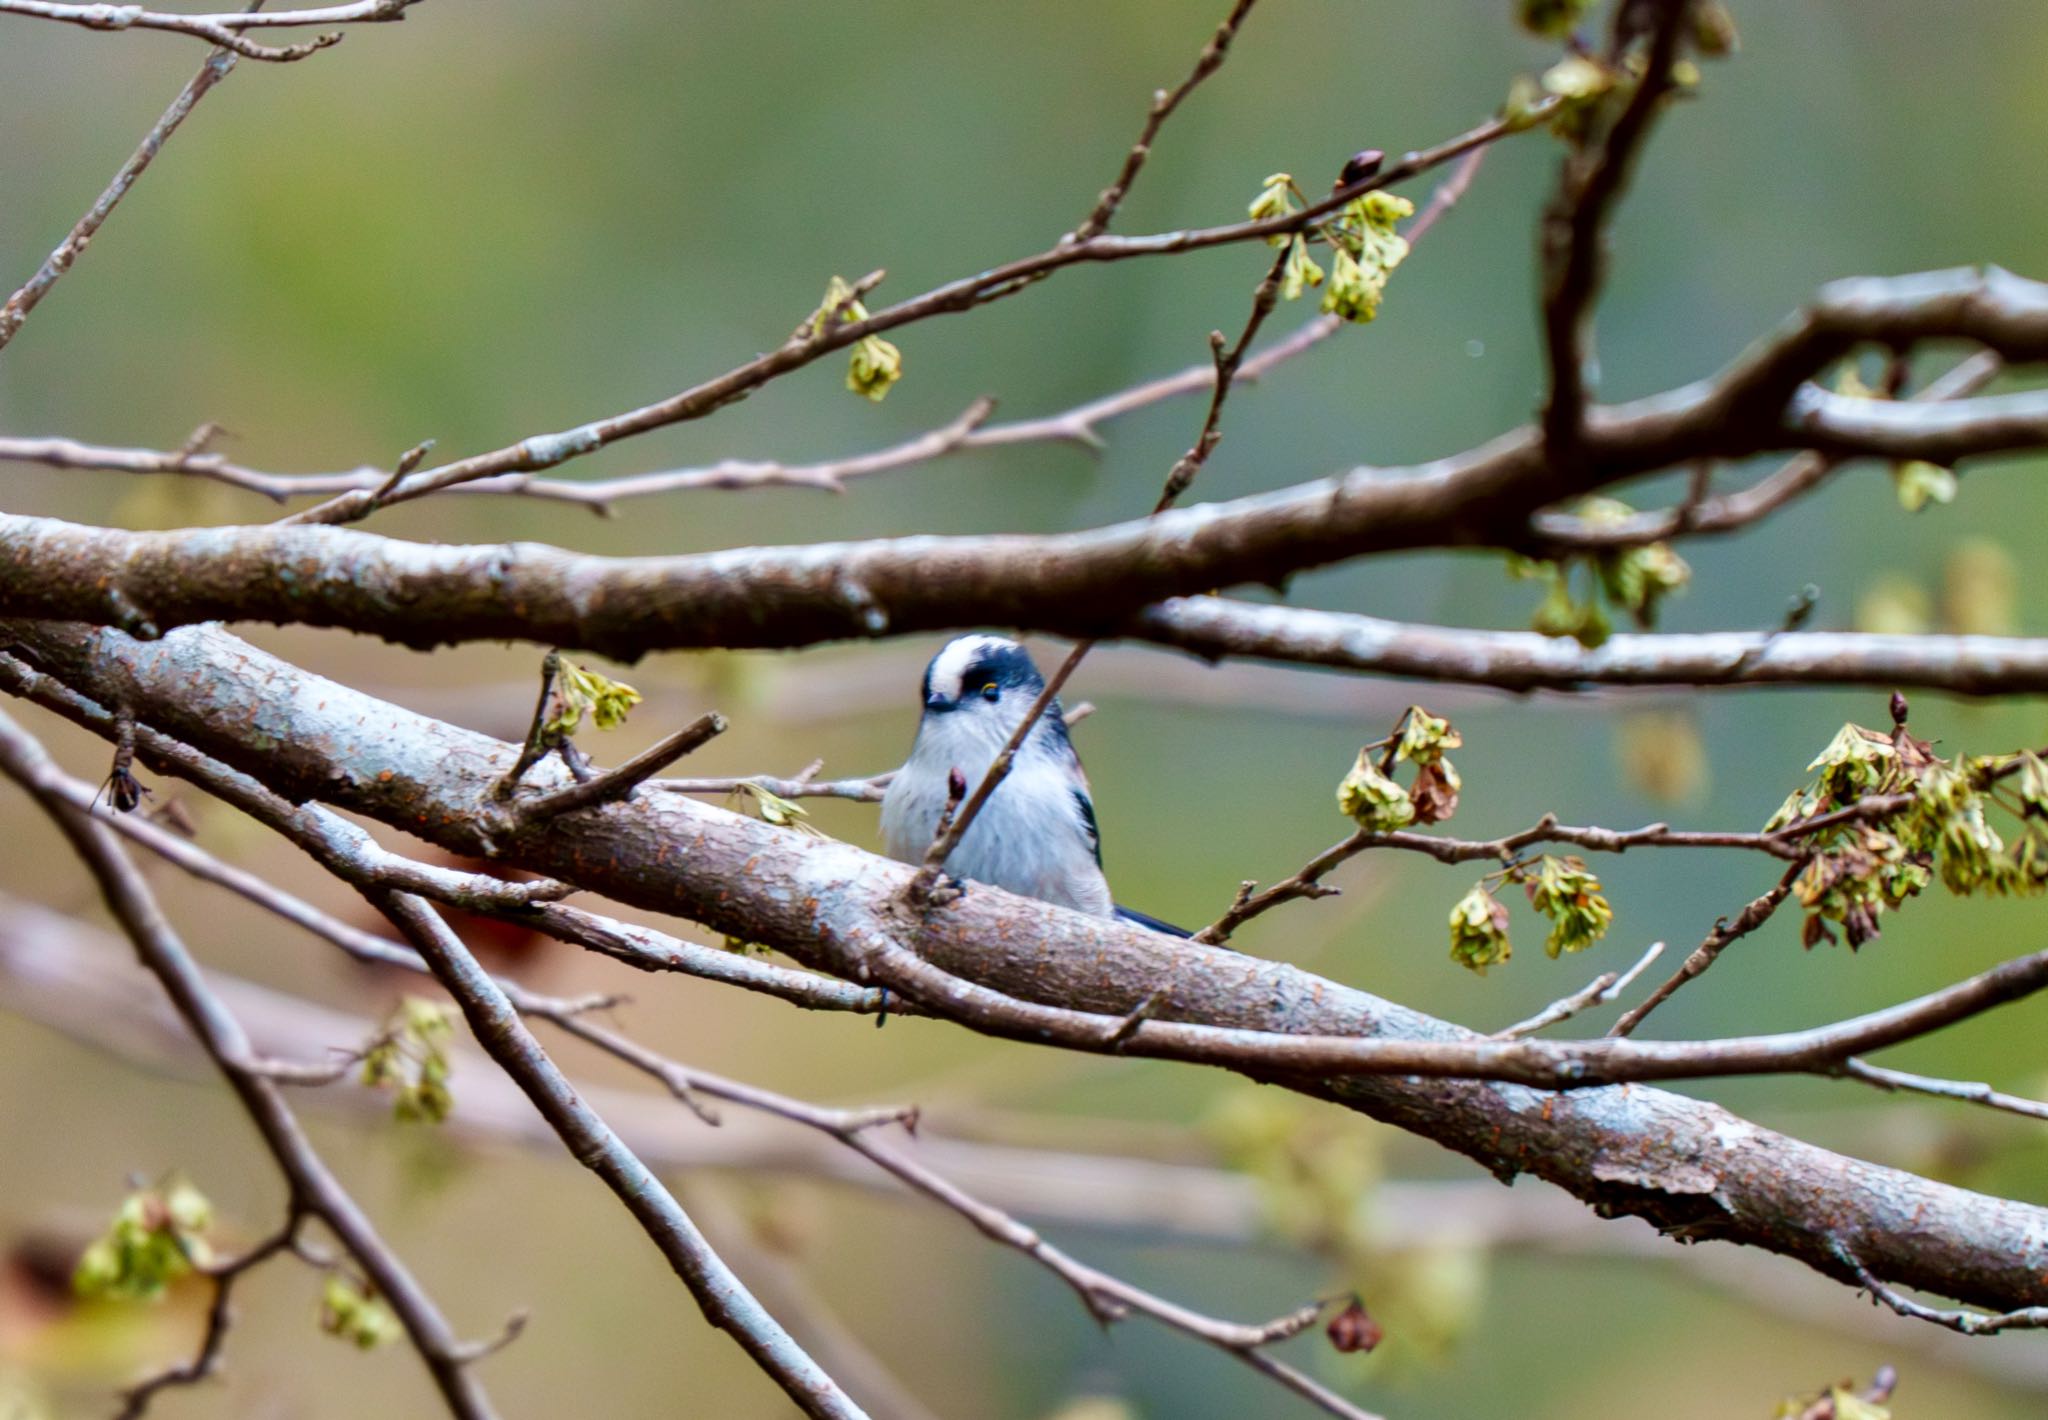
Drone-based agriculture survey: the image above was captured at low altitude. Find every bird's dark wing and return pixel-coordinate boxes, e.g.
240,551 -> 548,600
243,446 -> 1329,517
1070,786 -> 1103,867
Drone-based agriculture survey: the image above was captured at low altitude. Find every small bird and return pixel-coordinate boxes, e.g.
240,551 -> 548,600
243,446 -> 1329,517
880,635 -> 1186,935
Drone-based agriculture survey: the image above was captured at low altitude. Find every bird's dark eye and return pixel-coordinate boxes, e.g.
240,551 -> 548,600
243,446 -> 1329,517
979,682 -> 1000,701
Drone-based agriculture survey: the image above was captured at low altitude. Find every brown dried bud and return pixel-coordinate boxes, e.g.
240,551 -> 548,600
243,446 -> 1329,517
1890,691 -> 1910,727
1326,1297 -> 1382,1354
1339,149 -> 1384,186
947,768 -> 968,801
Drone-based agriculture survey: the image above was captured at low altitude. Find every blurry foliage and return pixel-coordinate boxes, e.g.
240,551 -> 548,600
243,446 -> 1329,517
360,996 -> 457,1125
1202,1089 -> 1486,1371
1615,709 -> 1710,805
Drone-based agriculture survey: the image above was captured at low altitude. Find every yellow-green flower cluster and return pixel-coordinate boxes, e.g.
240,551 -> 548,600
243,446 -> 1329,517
1521,855 -> 1613,958
73,1178 -> 214,1302
548,661 -> 643,737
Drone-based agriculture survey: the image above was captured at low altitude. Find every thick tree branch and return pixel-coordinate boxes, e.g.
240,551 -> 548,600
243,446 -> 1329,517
11,620 -> 2048,1320
15,890 -> 2048,1395
9,269 -> 2048,659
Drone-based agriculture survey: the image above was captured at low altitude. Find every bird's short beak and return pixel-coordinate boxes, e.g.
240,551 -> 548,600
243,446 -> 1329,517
924,692 -> 950,712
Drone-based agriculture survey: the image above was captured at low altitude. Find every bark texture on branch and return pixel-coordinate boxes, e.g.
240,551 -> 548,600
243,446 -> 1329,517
6,617 -> 2047,1316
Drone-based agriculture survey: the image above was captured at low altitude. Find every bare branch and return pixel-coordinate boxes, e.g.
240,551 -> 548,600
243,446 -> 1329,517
16,267 -> 2048,660
1608,862 -> 1803,1037
1069,0 -> 1261,242
0,706 -> 501,1419
1133,600 -> 2048,698
274,104 -> 1542,527
0,0 -> 417,60
114,1216 -> 302,1420
368,891 -> 868,1419
0,654 -> 903,1018
1539,0 -> 1692,455
1531,350 -> 2006,551
1833,1058 -> 2048,1125
1840,1246 -> 2048,1336
543,1006 -> 1376,1420
508,711 -> 726,824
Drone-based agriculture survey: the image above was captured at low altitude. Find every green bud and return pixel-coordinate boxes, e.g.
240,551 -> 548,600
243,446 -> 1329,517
1522,855 -> 1612,957
847,335 -> 904,403
1248,172 -> 1300,244
1279,234 -> 1324,302
321,1275 -> 401,1351
1806,723 -> 1895,802
1336,750 -> 1415,831
550,662 -> 643,737
1501,73 -> 1548,133
1541,53 -> 1614,103
1892,460 -> 1957,513
1448,885 -> 1512,974
1515,0 -> 1593,40
1395,707 -> 1463,766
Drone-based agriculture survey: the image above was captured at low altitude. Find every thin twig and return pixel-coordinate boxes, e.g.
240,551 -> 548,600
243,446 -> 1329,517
1609,862 -> 1804,1036
1838,1245 -> 2048,1336
1833,1058 -> 2048,1124
114,1215 -> 304,1420
1069,0 -> 1261,241
276,102 -> 1550,526
542,1008 -> 1378,1420
1493,941 -> 1665,1039
507,712 -> 726,823
0,0 -> 415,60
0,6 -> 256,351
1538,0 -> 1692,456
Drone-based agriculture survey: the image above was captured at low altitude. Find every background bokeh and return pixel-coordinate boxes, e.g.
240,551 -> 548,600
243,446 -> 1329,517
3,1 -> 2048,1415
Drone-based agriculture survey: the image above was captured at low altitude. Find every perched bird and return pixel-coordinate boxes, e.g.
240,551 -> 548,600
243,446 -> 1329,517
880,635 -> 1186,935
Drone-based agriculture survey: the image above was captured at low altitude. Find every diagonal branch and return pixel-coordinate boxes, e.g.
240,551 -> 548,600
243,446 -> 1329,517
276,105 -> 1539,527
0,10 -> 252,351
367,891 -> 869,1419
0,705 -> 501,1419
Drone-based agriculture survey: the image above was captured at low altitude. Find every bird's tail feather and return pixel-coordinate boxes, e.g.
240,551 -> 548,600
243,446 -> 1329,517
1114,904 -> 1190,938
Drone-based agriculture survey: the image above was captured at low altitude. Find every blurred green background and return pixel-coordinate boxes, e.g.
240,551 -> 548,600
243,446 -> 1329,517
4,1 -> 2048,1415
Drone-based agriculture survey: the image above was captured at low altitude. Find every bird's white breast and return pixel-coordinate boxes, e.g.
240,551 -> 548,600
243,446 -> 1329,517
879,711 -> 1113,917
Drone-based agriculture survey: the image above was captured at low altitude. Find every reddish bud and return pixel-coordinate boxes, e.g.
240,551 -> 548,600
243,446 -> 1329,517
1325,1298 -> 1383,1354
947,768 -> 968,801
1890,691 -> 1910,727
1340,150 -> 1385,186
